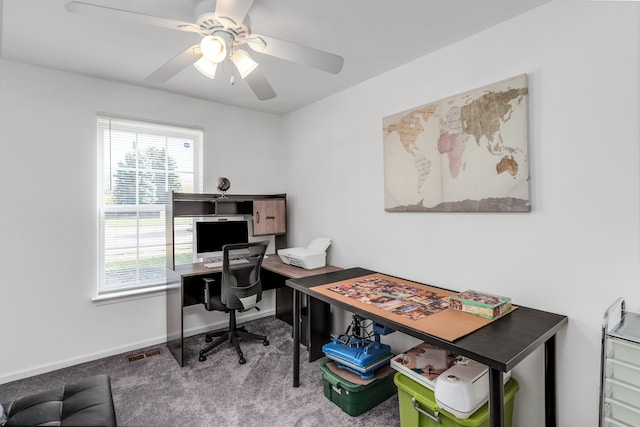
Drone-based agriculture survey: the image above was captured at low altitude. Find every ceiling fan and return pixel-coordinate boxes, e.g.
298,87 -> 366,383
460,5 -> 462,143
65,0 -> 345,100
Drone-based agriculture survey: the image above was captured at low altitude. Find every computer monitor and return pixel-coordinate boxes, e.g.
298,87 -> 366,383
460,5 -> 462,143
195,220 -> 249,260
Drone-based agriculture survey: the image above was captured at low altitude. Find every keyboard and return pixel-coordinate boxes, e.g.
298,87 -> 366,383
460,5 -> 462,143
204,256 -> 250,268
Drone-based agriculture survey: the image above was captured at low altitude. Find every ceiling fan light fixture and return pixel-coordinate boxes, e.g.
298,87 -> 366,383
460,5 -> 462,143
200,35 -> 227,63
194,56 -> 218,79
231,49 -> 258,79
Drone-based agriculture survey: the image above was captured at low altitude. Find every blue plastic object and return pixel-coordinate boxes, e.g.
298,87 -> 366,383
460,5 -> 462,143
322,337 -> 393,380
372,322 -> 395,336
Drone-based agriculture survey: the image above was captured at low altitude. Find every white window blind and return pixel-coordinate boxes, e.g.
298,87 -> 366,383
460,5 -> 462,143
97,115 -> 203,294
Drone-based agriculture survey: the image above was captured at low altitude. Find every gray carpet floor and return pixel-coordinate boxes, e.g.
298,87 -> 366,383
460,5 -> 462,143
0,316 -> 400,426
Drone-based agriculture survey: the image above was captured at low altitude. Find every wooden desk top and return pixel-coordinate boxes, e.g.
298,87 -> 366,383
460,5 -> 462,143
172,261 -> 216,277
262,256 -> 342,278
172,256 -> 342,279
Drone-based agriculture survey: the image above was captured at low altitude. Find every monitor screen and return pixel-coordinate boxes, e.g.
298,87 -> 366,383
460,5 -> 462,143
195,220 -> 249,258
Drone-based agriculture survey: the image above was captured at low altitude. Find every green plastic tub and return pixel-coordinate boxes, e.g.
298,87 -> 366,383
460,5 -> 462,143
394,372 -> 519,427
320,358 -> 397,416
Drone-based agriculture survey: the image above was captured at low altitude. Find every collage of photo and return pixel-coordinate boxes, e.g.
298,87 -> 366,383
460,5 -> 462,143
327,276 -> 450,321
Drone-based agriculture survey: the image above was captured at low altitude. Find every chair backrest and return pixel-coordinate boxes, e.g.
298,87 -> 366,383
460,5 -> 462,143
220,240 -> 269,311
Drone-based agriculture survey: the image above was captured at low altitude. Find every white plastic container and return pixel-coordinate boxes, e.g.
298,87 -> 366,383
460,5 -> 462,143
434,359 -> 510,420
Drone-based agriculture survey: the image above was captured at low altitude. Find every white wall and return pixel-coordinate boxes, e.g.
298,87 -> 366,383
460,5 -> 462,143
1,1 -> 639,425
283,1 -> 640,426
0,59 -> 284,382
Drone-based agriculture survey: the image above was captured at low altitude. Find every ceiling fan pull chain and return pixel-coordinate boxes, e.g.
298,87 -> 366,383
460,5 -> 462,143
230,44 -> 236,85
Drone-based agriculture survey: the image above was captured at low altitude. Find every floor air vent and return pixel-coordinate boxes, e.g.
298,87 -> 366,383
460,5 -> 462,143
125,347 -> 163,363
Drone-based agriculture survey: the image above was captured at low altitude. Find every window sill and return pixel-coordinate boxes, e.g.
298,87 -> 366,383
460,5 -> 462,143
92,284 -> 167,305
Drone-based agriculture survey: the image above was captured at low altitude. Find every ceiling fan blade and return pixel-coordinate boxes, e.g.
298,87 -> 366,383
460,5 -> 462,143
145,45 -> 202,84
214,0 -> 254,26
65,1 -> 201,34
247,34 -> 344,74
243,68 -> 276,101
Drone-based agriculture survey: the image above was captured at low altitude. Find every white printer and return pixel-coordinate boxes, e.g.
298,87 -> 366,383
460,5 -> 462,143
277,237 -> 332,270
434,358 -> 511,419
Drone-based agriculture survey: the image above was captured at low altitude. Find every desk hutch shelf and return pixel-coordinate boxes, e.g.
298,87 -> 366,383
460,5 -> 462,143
165,192 -> 287,270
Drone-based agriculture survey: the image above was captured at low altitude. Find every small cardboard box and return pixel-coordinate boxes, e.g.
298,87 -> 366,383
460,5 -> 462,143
448,290 -> 512,320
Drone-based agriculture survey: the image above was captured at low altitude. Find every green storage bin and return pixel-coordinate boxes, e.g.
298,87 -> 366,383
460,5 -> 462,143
320,358 -> 397,416
394,372 -> 519,427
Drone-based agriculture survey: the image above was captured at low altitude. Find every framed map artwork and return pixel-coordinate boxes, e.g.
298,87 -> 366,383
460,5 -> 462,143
382,74 -> 530,212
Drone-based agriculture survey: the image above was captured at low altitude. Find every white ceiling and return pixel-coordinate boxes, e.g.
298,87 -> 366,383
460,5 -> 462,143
1,0 -> 551,115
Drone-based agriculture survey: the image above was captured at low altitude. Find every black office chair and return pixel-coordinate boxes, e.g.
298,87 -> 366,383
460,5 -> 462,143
199,240 -> 270,364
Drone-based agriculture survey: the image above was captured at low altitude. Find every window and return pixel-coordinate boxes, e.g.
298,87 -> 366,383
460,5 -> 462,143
97,115 -> 203,295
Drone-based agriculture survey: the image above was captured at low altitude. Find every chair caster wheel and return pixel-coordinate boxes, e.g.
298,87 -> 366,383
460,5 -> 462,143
239,357 -> 246,364
199,354 -> 207,362
263,339 -> 270,346
205,336 -> 212,343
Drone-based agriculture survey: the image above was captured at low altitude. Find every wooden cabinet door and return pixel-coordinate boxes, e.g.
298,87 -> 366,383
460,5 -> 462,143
253,199 -> 286,235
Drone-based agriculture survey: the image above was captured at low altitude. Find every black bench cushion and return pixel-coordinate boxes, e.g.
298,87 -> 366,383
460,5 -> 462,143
2,374 -> 116,426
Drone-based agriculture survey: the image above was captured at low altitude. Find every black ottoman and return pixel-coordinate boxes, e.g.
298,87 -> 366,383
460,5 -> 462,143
1,374 -> 117,426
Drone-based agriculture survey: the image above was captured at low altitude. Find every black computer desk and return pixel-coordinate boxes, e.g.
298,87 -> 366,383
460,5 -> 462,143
166,256 -> 342,367
286,267 -> 568,427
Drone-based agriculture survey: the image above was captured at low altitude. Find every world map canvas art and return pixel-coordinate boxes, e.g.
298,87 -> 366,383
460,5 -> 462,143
383,74 -> 530,212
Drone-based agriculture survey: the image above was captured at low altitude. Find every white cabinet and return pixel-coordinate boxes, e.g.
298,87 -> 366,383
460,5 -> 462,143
600,299 -> 640,427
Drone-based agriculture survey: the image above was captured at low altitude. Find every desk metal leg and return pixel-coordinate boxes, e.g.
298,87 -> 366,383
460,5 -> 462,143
166,269 -> 183,366
293,289 -> 301,387
545,335 -> 557,427
489,368 -> 504,427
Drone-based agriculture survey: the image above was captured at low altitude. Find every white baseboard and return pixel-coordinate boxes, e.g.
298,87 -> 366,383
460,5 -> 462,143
0,308 -> 276,385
